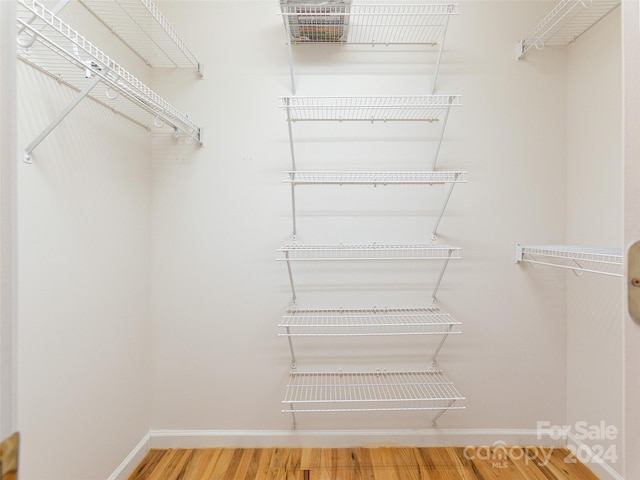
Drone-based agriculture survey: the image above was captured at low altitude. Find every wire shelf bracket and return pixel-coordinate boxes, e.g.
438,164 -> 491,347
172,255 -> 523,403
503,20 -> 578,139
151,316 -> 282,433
284,170 -> 467,240
282,367 -> 465,428
279,307 -> 461,369
515,244 -> 623,277
277,243 -> 460,304
515,0 -> 620,60
16,0 -> 203,162
279,2 -> 460,95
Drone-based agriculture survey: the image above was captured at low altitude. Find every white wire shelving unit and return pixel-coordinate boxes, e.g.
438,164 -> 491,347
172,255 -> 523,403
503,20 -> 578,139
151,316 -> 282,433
282,368 -> 465,427
277,243 -> 460,305
515,0 -> 620,60
16,0 -> 202,162
279,307 -> 461,369
284,170 -> 466,240
515,244 -> 623,277
77,0 -> 203,73
279,2 -> 460,94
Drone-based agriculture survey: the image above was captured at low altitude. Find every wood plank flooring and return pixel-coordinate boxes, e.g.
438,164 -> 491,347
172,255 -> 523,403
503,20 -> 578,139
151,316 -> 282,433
127,446 -> 600,480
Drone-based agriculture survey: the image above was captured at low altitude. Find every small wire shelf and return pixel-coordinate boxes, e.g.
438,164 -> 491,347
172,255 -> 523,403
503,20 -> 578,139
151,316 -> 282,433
78,0 -> 202,72
284,170 -> 467,185
279,307 -> 461,336
279,3 -> 459,45
282,368 -> 465,412
277,243 -> 461,261
515,244 -> 623,277
280,95 -> 461,122
516,0 -> 620,59
16,0 -> 202,147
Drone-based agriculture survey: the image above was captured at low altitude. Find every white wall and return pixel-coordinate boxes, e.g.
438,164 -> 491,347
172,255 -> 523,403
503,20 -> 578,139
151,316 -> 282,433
0,0 -> 18,440
565,6 -> 623,475
150,0 -> 569,435
16,3 -> 152,479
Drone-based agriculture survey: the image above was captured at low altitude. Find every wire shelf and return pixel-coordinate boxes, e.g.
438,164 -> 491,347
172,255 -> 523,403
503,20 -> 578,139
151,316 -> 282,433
16,0 -> 202,146
282,368 -> 465,412
516,0 -> 620,59
279,2 -> 459,45
515,244 -> 623,277
284,170 -> 467,185
279,307 -> 461,336
277,243 -> 461,261
77,0 -> 202,72
280,95 -> 461,122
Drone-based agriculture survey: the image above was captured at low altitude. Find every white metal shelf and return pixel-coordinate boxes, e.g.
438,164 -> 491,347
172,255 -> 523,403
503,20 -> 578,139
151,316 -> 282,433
16,0 -> 202,161
284,170 -> 466,185
284,170 -> 466,240
516,0 -> 620,59
279,307 -> 461,369
515,244 -> 623,277
282,367 -> 464,427
278,243 -> 459,305
281,95 -> 460,172
279,307 -> 461,336
78,0 -> 202,72
280,95 -> 460,122
280,2 -> 459,45
278,243 -> 460,261
279,2 -> 459,94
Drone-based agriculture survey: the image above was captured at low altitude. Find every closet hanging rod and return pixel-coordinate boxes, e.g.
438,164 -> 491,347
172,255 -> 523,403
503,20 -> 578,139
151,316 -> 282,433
16,0 -> 202,160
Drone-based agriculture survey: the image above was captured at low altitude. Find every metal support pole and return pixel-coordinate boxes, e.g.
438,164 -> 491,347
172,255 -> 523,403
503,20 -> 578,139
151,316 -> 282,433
24,73 -> 102,163
430,9 -> 451,94
285,98 -> 297,171
289,403 -> 297,429
290,182 -> 298,239
430,97 -> 453,170
431,176 -> 458,240
286,327 -> 297,369
283,15 -> 297,95
430,399 -> 455,426
284,251 -> 297,303
431,249 -> 454,303
430,324 -> 453,365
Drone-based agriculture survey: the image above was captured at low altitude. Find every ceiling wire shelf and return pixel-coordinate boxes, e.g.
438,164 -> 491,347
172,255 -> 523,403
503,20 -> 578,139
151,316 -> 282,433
279,2 -> 459,45
516,0 -> 620,59
279,307 -> 461,336
280,95 -> 460,122
515,244 -> 623,277
284,170 -> 467,185
16,0 -> 202,160
78,0 -> 202,72
278,243 -> 460,261
282,368 -> 465,414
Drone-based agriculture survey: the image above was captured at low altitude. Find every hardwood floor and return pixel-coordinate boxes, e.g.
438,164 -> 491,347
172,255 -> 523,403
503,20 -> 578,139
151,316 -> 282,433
127,446 -> 600,479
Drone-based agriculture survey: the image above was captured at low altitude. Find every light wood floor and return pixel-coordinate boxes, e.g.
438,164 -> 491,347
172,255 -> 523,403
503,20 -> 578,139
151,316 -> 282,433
127,446 -> 600,479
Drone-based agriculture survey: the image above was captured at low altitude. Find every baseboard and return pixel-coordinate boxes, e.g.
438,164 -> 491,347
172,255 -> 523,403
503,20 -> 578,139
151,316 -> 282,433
566,432 -> 624,480
147,428 -> 565,449
111,429 -> 620,479
106,432 -> 151,480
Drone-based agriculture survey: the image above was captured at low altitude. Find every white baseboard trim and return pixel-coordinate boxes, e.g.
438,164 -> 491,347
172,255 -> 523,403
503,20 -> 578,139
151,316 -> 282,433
109,429 -> 621,479
107,432 -> 151,480
566,433 -> 624,480
147,428 -> 565,449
